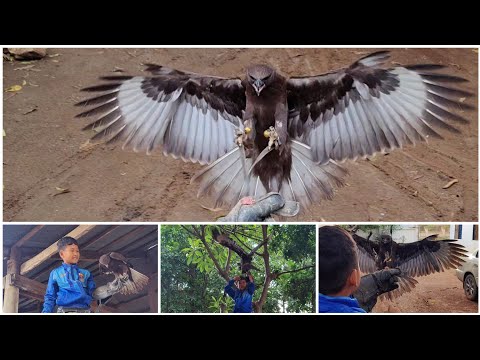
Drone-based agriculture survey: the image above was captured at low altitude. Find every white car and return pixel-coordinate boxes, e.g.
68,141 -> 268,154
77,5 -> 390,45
456,249 -> 478,301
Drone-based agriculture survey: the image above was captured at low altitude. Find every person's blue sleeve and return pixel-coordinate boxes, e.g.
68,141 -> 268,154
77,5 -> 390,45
224,279 -> 236,299
42,271 -> 58,313
247,281 -> 255,295
86,271 -> 96,297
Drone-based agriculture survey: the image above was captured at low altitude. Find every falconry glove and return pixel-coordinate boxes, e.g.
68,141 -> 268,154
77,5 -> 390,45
217,192 -> 299,222
354,268 -> 401,312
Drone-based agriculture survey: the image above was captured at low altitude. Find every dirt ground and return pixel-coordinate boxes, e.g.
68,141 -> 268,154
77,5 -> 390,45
372,269 -> 478,313
3,48 -> 478,221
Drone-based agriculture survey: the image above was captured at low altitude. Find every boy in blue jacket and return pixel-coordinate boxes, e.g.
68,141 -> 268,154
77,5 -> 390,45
319,226 -> 401,313
42,236 -> 96,313
224,273 -> 255,313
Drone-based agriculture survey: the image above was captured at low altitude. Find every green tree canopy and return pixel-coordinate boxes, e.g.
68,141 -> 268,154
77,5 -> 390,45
161,225 -> 315,313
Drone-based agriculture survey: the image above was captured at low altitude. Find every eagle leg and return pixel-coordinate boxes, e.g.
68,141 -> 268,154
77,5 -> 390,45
264,126 -> 280,150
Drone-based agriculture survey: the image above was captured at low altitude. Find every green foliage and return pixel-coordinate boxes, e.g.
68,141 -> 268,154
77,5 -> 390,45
161,225 -> 316,313
208,294 -> 234,313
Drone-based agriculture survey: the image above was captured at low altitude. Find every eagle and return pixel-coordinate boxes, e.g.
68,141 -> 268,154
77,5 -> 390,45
98,252 -> 149,296
211,227 -> 259,273
351,232 -> 468,300
76,51 -> 472,214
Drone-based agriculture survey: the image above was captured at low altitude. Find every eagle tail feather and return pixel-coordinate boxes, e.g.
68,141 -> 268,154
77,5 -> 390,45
191,142 -> 347,212
379,274 -> 418,301
286,141 -> 347,211
119,269 -> 149,295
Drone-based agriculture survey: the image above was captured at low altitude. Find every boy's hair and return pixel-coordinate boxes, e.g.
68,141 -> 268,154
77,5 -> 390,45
239,276 -> 249,283
319,226 -> 359,295
57,236 -> 79,252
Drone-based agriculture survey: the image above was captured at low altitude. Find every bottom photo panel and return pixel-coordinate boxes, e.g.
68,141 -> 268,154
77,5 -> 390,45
2,224 -> 158,313
161,224 -> 316,313
318,224 -> 478,314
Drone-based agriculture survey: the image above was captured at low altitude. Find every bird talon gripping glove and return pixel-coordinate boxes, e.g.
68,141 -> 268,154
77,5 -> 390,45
353,268 -> 401,312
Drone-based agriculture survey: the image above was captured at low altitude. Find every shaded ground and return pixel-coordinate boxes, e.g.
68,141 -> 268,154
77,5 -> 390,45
3,48 -> 478,221
373,269 -> 478,313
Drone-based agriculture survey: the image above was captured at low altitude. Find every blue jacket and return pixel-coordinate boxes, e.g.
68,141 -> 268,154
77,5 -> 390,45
319,293 -> 366,313
224,279 -> 255,313
42,263 -> 96,313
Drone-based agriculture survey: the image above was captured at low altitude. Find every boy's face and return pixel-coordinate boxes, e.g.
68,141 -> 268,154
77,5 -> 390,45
238,279 -> 247,290
60,244 -> 80,264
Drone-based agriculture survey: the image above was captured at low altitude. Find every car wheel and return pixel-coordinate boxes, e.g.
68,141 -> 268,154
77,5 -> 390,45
463,274 -> 478,301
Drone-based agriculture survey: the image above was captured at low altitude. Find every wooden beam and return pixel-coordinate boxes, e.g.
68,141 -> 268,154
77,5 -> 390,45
115,229 -> 158,255
20,225 -> 96,275
96,226 -> 152,253
21,249 -> 103,262
148,273 -> 158,313
3,247 -> 21,313
50,250 -> 104,262
115,295 -> 149,312
79,225 -> 121,249
9,274 -> 47,301
90,301 -> 123,313
20,291 -> 44,302
12,225 -> 44,249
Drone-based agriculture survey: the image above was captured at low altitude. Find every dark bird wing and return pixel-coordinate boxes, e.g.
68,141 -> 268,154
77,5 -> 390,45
351,233 -> 379,274
379,276 -> 418,301
109,251 -> 133,267
76,64 -> 246,165
287,51 -> 474,164
98,252 -> 150,296
118,267 -> 149,296
393,235 -> 468,277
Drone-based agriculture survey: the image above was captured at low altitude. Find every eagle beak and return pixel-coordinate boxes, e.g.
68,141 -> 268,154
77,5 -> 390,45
253,79 -> 265,96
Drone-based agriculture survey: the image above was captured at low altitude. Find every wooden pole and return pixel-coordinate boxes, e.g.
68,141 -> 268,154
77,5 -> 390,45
3,247 -> 21,313
148,273 -> 158,313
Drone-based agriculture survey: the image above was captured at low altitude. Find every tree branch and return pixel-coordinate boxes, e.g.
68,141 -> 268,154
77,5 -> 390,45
182,225 -> 229,281
225,249 -> 232,275
256,225 -> 271,313
248,237 -> 270,257
273,265 -> 315,278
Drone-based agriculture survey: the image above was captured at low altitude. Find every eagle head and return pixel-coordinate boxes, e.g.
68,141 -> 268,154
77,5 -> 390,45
99,254 -> 113,274
246,64 -> 275,96
380,234 -> 393,245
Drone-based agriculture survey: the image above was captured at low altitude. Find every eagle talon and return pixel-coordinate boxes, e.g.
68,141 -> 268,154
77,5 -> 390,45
235,129 -> 245,147
264,126 -> 280,150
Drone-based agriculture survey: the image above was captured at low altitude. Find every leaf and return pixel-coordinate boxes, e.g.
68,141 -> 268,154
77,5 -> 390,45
201,205 -> 224,212
23,108 -> 37,115
53,187 -> 70,196
22,80 -> 27,86
48,53 -> 61,58
79,140 -> 99,151
442,179 -> 458,189
5,85 -> 22,92
14,65 -> 35,71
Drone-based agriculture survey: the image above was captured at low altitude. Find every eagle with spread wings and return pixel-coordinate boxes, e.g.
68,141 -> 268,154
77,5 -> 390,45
98,252 -> 149,296
76,51 -> 472,214
351,232 -> 468,300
